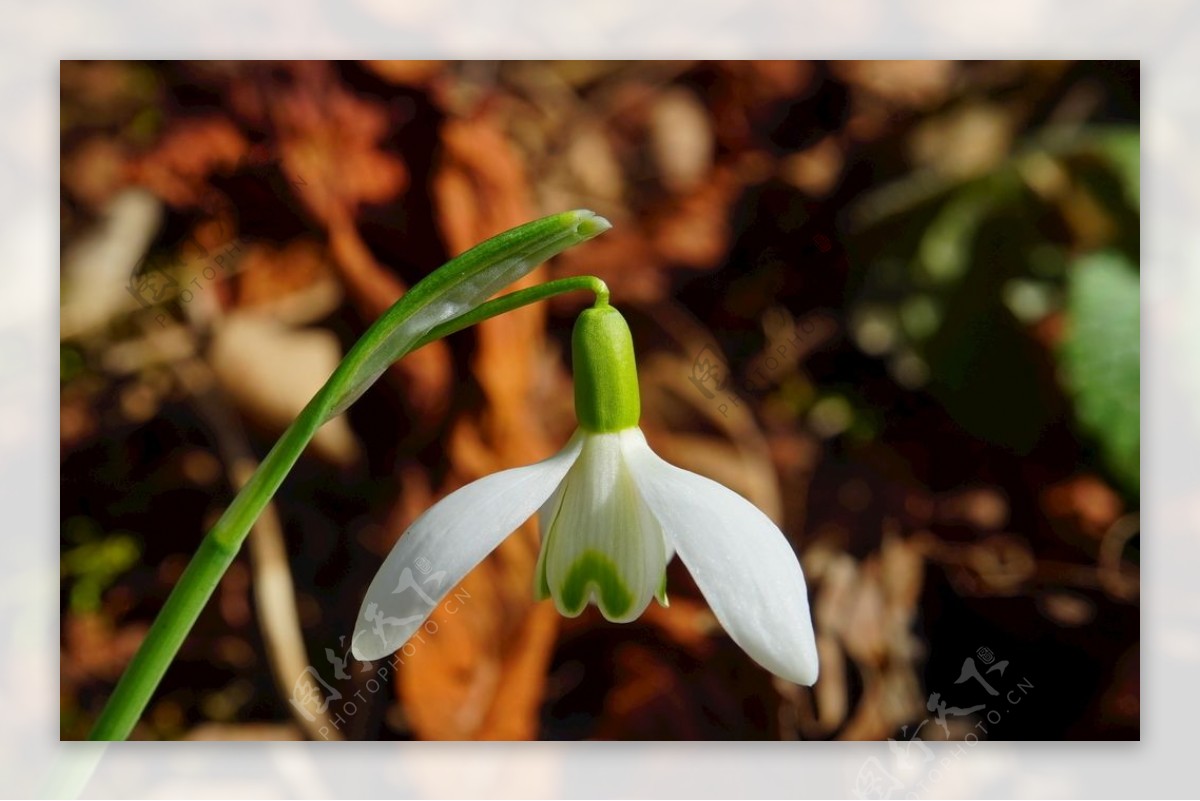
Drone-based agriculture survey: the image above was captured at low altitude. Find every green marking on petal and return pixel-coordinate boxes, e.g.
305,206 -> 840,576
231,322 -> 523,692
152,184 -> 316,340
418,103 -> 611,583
557,549 -> 635,620
656,572 -> 669,607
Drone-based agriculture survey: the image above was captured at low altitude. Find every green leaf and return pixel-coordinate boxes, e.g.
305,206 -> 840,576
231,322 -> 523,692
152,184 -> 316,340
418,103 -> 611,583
1059,251 -> 1140,493
325,209 -> 611,418
917,182 -> 997,283
1089,127 -> 1140,208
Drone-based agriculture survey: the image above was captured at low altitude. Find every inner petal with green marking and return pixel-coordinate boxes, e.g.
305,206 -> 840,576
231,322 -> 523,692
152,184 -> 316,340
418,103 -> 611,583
534,430 -> 669,622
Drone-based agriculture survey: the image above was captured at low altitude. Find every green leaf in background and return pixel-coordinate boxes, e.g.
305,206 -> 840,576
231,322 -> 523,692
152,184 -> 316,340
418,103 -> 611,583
1088,127 -> 1140,208
1059,251 -> 1140,493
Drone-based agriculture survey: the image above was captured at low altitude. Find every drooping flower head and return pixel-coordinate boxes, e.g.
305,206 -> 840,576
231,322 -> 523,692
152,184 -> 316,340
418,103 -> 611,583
353,302 -> 818,686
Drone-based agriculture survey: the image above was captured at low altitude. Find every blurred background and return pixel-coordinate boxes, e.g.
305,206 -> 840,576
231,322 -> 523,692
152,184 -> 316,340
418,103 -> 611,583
59,60 -> 1139,741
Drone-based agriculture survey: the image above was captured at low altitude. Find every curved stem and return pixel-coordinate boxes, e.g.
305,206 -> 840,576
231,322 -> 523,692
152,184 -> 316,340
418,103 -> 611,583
87,275 -> 607,741
88,391 -> 329,741
410,275 -> 609,350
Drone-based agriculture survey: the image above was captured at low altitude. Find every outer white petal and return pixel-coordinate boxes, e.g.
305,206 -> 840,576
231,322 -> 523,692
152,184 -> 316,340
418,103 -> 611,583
352,431 -> 584,660
620,429 -> 819,685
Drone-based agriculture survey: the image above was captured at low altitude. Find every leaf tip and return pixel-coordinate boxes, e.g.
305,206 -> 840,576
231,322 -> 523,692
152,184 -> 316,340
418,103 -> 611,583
569,209 -> 612,240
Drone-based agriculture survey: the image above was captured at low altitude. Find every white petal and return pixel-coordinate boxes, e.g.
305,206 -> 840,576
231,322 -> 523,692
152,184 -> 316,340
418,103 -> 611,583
621,429 -> 819,685
351,431 -> 584,660
541,432 -> 667,622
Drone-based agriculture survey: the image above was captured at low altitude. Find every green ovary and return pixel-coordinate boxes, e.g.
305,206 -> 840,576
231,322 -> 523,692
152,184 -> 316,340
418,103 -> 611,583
572,305 -> 641,433
557,549 -> 635,620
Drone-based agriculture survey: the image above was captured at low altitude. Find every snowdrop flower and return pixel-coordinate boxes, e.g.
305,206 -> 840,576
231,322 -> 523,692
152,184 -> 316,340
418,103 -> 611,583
353,303 -> 818,685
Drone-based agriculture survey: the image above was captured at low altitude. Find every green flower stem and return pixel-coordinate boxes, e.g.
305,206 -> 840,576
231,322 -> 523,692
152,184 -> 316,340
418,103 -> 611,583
88,395 -> 327,741
87,265 -> 609,741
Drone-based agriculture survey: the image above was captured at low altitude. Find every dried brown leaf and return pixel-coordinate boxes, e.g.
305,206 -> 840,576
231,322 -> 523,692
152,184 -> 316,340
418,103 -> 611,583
130,117 -> 249,207
274,69 -> 408,222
